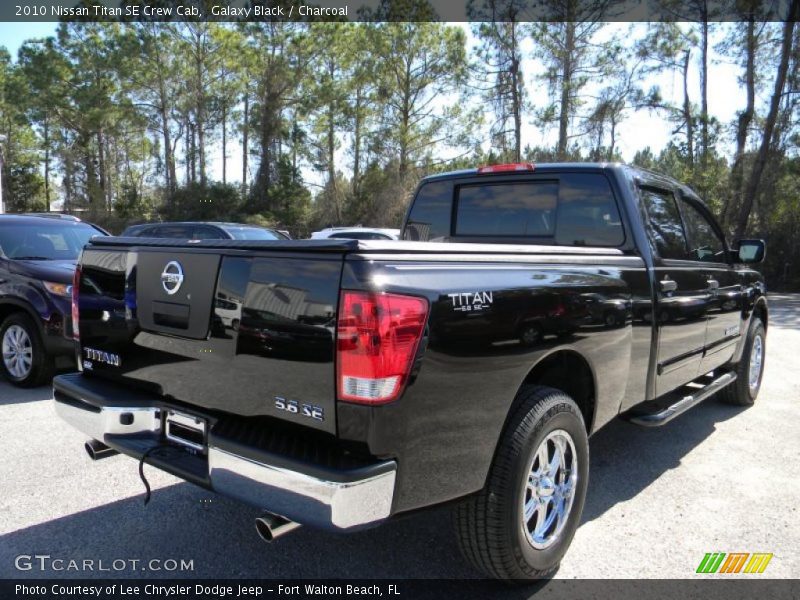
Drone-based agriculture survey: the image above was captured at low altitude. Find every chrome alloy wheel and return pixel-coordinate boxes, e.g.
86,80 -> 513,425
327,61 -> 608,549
2,324 -> 33,380
521,429 -> 578,550
748,334 -> 764,390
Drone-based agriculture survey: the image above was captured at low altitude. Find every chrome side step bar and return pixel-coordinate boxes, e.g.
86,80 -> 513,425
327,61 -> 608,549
627,371 -> 737,427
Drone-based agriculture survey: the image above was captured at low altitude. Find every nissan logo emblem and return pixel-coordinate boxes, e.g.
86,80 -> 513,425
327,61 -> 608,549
161,261 -> 184,295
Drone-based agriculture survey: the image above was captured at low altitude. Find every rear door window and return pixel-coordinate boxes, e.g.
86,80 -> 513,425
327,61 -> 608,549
555,174 -> 624,246
403,181 -> 452,242
639,187 -> 688,260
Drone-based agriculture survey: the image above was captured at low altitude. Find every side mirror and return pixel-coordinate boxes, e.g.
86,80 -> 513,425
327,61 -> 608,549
734,239 -> 766,264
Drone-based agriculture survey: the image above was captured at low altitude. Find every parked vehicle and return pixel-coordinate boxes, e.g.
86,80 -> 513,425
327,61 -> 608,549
121,221 -> 289,240
0,215 -> 107,386
54,163 -> 767,580
310,227 -> 400,240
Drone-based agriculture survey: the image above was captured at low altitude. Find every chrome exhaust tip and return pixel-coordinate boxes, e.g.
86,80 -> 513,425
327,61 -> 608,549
255,513 -> 301,542
84,439 -> 118,460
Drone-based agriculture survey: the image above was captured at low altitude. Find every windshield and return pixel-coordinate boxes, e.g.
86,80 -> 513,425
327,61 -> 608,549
0,222 -> 101,260
225,226 -> 282,240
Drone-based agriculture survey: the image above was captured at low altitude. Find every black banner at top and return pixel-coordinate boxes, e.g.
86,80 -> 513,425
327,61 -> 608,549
1,0 -> 797,23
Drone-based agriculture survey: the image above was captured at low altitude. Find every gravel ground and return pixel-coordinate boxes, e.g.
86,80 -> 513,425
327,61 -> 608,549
0,294 -> 797,581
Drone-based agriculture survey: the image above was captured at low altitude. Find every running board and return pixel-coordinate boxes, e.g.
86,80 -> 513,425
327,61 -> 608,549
626,372 -> 737,427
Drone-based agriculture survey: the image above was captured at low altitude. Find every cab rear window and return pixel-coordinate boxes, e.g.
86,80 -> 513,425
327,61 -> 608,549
456,182 -> 557,237
404,172 -> 624,247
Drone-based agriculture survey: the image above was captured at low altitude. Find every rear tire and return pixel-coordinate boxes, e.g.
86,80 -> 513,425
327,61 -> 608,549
454,386 -> 589,580
0,313 -> 54,388
718,318 -> 765,406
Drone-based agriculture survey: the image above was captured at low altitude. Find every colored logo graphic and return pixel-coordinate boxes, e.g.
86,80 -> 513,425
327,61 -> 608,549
696,552 -> 773,574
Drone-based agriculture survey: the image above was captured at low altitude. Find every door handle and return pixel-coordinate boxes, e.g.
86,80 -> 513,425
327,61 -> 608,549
706,278 -> 719,290
659,278 -> 677,293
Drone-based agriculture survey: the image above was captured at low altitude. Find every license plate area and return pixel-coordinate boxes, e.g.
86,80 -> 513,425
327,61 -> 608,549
165,410 -> 207,454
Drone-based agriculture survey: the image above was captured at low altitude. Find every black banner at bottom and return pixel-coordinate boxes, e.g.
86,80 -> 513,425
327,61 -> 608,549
2,579 -> 799,600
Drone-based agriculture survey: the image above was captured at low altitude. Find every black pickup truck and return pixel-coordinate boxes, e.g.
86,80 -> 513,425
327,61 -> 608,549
54,163 -> 767,580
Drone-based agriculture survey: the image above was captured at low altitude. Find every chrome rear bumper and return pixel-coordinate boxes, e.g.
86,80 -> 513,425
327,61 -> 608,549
54,383 -> 396,531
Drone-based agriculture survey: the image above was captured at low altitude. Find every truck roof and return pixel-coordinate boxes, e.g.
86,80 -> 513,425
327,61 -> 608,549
421,162 -> 628,182
421,162 -> 704,205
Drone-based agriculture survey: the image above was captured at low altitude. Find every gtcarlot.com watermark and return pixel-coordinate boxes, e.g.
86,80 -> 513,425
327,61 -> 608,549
15,554 -> 194,573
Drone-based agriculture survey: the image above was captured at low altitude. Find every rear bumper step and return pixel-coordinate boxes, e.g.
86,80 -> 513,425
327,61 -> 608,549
625,371 -> 737,427
53,374 -> 396,531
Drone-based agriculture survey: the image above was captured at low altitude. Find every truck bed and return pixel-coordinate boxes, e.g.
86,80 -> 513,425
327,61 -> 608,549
90,235 -> 625,255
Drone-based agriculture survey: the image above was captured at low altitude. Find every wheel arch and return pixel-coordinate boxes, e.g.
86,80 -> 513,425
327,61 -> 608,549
0,300 -> 45,338
518,349 -> 597,434
752,296 -> 768,330
491,349 -> 598,453
732,296 -> 768,365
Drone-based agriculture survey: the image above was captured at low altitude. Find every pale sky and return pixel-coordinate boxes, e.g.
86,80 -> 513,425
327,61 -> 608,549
0,21 -> 747,198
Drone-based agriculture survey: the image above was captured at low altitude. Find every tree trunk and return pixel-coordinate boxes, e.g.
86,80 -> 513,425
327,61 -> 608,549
64,153 -> 73,213
197,119 -> 206,187
85,136 -> 101,212
399,58 -> 412,178
106,135 -> 114,211
195,46 -> 206,187
700,12 -> 709,169
682,50 -> 694,166
328,115 -> 339,222
608,117 -> 617,160
189,120 -> 196,185
96,130 -> 106,212
326,61 -> 339,222
43,114 -> 50,212
735,5 -> 798,239
558,22 -> 575,160
510,24 -> 522,162
254,85 -> 278,211
156,44 -> 176,197
353,85 -> 362,197
242,91 -> 249,198
723,18 -> 756,230
221,104 -> 227,185
160,102 -> 174,194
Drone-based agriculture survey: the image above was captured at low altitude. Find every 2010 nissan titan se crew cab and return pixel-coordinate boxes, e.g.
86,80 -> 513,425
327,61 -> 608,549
54,163 -> 768,580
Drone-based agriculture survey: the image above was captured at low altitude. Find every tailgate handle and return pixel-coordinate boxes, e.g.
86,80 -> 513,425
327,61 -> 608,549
152,301 -> 190,329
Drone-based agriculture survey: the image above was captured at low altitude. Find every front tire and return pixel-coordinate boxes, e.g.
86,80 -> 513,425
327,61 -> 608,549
454,386 -> 589,580
0,313 -> 54,387
718,318 -> 766,406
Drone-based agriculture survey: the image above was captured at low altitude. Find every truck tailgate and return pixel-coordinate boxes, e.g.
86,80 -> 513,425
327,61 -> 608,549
77,240 -> 347,434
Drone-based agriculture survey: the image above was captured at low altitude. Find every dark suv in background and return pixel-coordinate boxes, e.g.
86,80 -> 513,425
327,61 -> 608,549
121,221 -> 289,240
0,215 -> 106,387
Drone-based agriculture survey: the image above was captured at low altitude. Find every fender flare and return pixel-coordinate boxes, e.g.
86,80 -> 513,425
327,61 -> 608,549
0,298 -> 47,339
733,295 -> 768,364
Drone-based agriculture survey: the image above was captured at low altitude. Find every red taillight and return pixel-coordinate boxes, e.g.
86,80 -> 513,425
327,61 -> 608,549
477,162 -> 535,174
71,265 -> 81,341
337,291 -> 429,405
